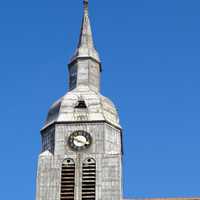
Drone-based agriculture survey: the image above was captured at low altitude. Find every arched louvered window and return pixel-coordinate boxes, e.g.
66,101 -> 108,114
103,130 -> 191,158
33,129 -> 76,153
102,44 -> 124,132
60,159 -> 75,200
82,158 -> 96,200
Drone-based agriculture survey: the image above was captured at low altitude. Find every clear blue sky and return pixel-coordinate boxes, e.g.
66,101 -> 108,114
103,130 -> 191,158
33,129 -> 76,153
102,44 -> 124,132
0,0 -> 200,199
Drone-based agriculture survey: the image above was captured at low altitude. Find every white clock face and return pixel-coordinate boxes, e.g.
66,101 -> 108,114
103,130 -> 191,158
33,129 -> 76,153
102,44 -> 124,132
68,131 -> 92,151
73,135 -> 88,147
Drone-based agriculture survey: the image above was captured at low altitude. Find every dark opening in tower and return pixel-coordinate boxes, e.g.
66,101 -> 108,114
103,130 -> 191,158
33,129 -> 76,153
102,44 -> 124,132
60,159 -> 75,200
82,158 -> 96,200
74,99 -> 88,121
75,100 -> 87,109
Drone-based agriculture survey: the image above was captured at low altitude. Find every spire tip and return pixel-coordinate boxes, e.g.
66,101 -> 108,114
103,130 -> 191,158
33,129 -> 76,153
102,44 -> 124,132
83,0 -> 89,11
70,0 -> 100,64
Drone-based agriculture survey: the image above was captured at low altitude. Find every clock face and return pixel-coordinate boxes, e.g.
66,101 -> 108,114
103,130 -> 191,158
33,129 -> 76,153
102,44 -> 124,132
68,131 -> 92,151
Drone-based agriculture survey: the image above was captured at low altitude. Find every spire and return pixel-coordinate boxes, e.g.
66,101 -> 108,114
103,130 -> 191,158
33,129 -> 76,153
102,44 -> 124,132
70,0 -> 100,64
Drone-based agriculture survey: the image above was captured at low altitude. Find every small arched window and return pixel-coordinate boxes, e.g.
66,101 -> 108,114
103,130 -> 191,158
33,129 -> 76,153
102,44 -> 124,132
82,158 -> 96,200
60,159 -> 75,200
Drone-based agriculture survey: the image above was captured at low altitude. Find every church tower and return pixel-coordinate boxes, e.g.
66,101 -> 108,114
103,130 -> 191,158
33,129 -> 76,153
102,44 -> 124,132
36,1 -> 123,200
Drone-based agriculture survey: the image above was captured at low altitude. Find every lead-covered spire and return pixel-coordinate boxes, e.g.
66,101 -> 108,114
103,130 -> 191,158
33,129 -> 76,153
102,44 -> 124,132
68,0 -> 101,93
70,0 -> 100,64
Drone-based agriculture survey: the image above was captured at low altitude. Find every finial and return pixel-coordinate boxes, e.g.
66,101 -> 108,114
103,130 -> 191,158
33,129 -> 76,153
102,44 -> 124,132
83,0 -> 89,12
83,0 -> 88,4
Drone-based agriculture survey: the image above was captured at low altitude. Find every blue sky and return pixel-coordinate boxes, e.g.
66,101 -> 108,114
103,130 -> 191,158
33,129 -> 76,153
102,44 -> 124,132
0,0 -> 200,199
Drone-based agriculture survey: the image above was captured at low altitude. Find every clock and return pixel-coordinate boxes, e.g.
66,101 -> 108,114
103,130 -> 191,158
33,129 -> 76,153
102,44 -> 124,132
68,131 -> 92,151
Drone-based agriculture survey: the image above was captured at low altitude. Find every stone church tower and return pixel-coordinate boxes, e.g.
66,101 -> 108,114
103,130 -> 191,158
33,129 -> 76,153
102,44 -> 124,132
36,1 -> 123,200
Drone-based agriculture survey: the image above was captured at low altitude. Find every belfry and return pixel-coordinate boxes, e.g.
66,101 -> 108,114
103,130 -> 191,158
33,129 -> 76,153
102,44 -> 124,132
36,1 -> 123,200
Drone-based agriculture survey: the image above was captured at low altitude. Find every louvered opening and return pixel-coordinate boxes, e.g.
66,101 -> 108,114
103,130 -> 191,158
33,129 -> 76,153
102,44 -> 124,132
60,159 -> 75,200
82,158 -> 96,200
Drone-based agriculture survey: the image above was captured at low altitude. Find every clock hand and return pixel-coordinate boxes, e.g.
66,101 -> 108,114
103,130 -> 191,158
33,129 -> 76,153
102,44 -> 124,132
74,137 -> 89,145
74,137 -> 83,144
74,137 -> 86,144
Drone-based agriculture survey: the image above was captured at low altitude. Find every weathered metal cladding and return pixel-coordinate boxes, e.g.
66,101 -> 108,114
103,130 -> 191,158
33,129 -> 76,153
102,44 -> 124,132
70,0 -> 100,64
69,59 -> 101,93
44,87 -> 120,130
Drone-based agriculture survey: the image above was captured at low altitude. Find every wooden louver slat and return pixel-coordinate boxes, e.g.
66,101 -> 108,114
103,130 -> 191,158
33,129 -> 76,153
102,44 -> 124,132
82,158 -> 96,200
60,159 -> 75,200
